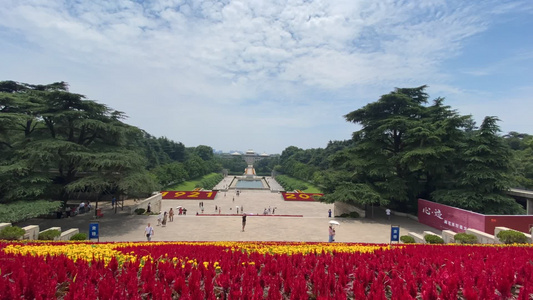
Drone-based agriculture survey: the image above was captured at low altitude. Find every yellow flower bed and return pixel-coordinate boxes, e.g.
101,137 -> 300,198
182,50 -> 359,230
2,241 -> 390,267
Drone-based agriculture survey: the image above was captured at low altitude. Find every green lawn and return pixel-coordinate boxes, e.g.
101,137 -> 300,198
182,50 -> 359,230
276,175 -> 322,193
165,173 -> 221,191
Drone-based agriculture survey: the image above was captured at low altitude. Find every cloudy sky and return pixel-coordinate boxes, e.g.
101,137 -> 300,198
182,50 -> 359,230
1,0 -> 532,154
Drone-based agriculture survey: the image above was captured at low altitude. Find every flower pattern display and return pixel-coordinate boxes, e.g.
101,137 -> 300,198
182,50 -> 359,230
1,241 -> 532,299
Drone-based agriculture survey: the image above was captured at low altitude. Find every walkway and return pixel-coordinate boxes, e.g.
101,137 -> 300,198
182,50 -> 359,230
16,185 -> 439,243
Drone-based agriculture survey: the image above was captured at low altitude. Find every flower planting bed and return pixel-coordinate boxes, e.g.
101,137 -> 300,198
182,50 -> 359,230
1,241 -> 532,299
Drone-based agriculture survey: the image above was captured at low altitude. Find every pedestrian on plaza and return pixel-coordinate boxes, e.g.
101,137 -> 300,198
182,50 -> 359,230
233,197 -> 235,202
201,206 -> 204,214
162,212 -> 168,227
219,207 -> 221,214
215,205 -> 218,211
268,206 -> 271,214
328,209 -> 332,218
183,208 -> 187,215
147,203 -> 152,213
273,207 -> 276,214
242,213 -> 247,232
157,212 -> 163,226
169,208 -> 174,222
111,196 -> 116,208
386,208 -> 391,220
145,223 -> 154,241
236,206 -> 239,214
241,205 -> 244,212
328,225 -> 335,242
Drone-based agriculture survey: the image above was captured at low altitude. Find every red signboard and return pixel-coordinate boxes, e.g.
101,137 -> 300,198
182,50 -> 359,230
281,192 -> 323,201
161,191 -> 217,200
484,215 -> 533,234
418,199 -> 485,233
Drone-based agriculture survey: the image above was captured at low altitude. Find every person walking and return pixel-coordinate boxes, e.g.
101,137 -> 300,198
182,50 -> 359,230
169,208 -> 174,222
242,213 -> 247,232
145,223 -> 154,241
328,225 -> 335,242
386,208 -> 391,220
328,209 -> 332,218
157,212 -> 163,226
162,212 -> 168,227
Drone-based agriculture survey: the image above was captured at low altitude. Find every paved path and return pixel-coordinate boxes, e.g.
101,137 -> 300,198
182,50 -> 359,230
16,186 -> 440,243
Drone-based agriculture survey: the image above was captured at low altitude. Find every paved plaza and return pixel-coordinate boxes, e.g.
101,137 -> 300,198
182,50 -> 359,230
16,180 -> 440,243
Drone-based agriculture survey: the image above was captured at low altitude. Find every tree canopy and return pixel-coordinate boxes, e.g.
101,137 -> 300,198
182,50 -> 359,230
0,80 -> 159,204
278,86 -> 526,215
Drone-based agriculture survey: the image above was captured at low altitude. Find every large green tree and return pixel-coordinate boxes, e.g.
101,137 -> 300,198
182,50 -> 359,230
0,80 -> 158,204
432,117 -> 523,214
320,86 -> 520,214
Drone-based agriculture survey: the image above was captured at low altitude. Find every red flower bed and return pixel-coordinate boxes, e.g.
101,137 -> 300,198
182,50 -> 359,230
281,192 -> 323,201
1,241 -> 532,299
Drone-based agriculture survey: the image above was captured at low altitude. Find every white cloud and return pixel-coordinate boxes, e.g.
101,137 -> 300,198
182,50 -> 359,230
0,0 -> 531,153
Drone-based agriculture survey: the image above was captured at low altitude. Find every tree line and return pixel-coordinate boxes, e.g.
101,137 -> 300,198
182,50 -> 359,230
2,81 -> 530,217
0,81 -> 222,211
277,86 -> 532,215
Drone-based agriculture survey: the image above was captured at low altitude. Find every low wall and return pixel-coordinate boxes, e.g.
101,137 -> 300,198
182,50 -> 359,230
0,223 -> 11,231
466,228 -> 496,244
442,230 -> 457,244
39,227 -> 62,241
333,202 -> 366,218
129,193 -> 162,215
59,228 -> 79,241
22,225 -> 39,240
408,232 -> 425,243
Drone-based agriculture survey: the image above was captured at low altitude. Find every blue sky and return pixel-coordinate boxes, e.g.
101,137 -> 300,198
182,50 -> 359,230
1,0 -> 532,154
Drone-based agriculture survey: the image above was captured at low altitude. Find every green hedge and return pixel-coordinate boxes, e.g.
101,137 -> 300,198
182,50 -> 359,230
400,235 -> 415,243
0,226 -> 26,240
134,208 -> 146,215
424,234 -> 444,244
38,229 -> 61,240
199,173 -> 224,190
275,175 -> 308,191
70,233 -> 87,241
0,200 -> 62,223
454,233 -> 478,244
496,230 -> 528,244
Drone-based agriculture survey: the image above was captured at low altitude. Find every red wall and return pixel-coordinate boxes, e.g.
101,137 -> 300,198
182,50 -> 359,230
418,199 -> 533,234
484,215 -> 533,234
418,199 -> 485,233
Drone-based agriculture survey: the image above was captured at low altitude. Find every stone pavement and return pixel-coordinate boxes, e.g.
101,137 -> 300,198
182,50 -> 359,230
16,187 -> 441,243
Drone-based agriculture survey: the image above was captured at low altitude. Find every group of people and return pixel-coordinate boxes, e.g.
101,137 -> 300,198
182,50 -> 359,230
263,206 -> 276,215
157,208 -> 176,227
